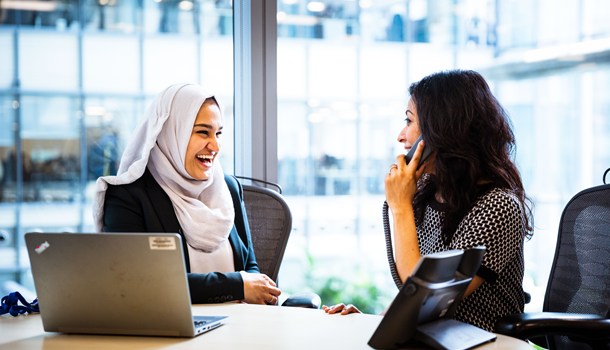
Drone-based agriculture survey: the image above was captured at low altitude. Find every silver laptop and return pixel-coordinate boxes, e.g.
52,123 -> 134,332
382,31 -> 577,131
25,232 -> 226,337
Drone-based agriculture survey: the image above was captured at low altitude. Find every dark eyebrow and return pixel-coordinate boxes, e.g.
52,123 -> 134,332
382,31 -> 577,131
405,109 -> 414,116
193,123 -> 223,130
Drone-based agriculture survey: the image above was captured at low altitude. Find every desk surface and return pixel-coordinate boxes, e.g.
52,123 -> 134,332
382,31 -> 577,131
0,303 -> 531,350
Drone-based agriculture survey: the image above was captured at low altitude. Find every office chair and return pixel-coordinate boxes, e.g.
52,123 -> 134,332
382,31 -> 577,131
495,180 -> 610,349
236,176 -> 321,309
239,179 -> 289,283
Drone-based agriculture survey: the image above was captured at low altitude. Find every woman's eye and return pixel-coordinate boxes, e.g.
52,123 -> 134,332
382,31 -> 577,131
405,118 -> 412,126
197,130 -> 209,136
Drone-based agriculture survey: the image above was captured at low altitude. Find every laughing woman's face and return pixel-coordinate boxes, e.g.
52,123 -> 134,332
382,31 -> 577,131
184,100 -> 223,180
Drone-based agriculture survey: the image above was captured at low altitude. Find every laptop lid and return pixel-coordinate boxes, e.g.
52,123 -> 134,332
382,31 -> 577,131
25,232 -> 226,337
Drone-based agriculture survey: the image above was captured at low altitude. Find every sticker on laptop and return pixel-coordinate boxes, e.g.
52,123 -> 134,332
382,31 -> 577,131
35,241 -> 50,254
149,236 -> 177,250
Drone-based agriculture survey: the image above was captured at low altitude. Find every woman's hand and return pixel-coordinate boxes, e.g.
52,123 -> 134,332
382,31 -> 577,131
240,271 -> 282,305
322,303 -> 361,315
384,140 -> 427,280
385,140 -> 427,212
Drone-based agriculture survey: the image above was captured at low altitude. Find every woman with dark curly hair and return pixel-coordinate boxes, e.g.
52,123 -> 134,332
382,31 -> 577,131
325,69 -> 533,332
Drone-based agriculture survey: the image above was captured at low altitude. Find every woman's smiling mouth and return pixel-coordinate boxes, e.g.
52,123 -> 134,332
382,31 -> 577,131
196,154 -> 214,167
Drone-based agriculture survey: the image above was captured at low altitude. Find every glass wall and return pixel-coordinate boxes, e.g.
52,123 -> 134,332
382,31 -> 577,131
275,0 -> 610,313
2,0 -> 610,315
0,0 -> 234,291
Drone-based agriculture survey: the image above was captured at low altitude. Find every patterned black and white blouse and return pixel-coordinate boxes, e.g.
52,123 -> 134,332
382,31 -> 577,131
416,186 -> 527,331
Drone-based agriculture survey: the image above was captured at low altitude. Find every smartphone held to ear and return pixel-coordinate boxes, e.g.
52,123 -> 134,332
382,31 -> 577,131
404,136 -> 432,167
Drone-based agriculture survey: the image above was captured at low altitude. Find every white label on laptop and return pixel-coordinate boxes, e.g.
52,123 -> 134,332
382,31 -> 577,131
149,236 -> 177,250
35,241 -> 50,254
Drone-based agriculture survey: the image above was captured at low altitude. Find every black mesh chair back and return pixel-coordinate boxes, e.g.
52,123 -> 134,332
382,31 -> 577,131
544,183 -> 610,349
237,177 -> 321,309
240,183 -> 292,283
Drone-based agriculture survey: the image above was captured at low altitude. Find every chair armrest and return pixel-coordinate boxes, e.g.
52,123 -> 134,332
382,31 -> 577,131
281,292 -> 321,309
495,312 -> 610,341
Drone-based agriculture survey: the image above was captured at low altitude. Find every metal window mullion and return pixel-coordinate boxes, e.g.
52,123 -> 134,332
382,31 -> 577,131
233,0 -> 278,183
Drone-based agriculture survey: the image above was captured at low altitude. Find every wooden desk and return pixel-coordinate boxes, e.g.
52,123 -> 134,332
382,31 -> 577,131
0,303 -> 531,349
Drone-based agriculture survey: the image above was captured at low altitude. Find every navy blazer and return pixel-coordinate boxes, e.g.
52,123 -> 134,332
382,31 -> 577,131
102,168 -> 259,304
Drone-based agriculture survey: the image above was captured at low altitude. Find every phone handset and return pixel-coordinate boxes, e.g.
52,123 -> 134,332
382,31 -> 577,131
405,135 -> 432,167
383,135 -> 432,288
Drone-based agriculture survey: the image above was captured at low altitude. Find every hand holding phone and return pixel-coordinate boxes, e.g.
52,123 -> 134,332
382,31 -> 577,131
404,135 -> 432,168
384,135 -> 433,290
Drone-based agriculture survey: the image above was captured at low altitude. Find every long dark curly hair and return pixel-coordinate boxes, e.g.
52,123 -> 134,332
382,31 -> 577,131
409,70 -> 533,243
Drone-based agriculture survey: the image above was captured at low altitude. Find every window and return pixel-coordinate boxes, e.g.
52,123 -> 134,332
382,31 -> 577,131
0,0 -> 235,290
275,0 -> 610,313
2,1 -> 610,314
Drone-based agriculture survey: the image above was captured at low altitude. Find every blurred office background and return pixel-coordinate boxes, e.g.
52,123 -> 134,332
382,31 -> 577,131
1,0 -> 609,313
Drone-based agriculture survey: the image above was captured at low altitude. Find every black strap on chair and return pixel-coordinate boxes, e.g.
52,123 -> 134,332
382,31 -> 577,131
604,167 -> 609,184
234,176 -> 283,194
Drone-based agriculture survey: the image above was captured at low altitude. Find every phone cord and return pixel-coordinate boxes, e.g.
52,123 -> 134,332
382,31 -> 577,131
383,200 -> 404,289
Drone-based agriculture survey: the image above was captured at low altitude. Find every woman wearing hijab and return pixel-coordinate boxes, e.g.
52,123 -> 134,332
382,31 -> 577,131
93,83 -> 281,305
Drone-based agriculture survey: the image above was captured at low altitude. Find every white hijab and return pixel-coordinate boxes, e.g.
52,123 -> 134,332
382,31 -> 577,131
93,83 -> 235,253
